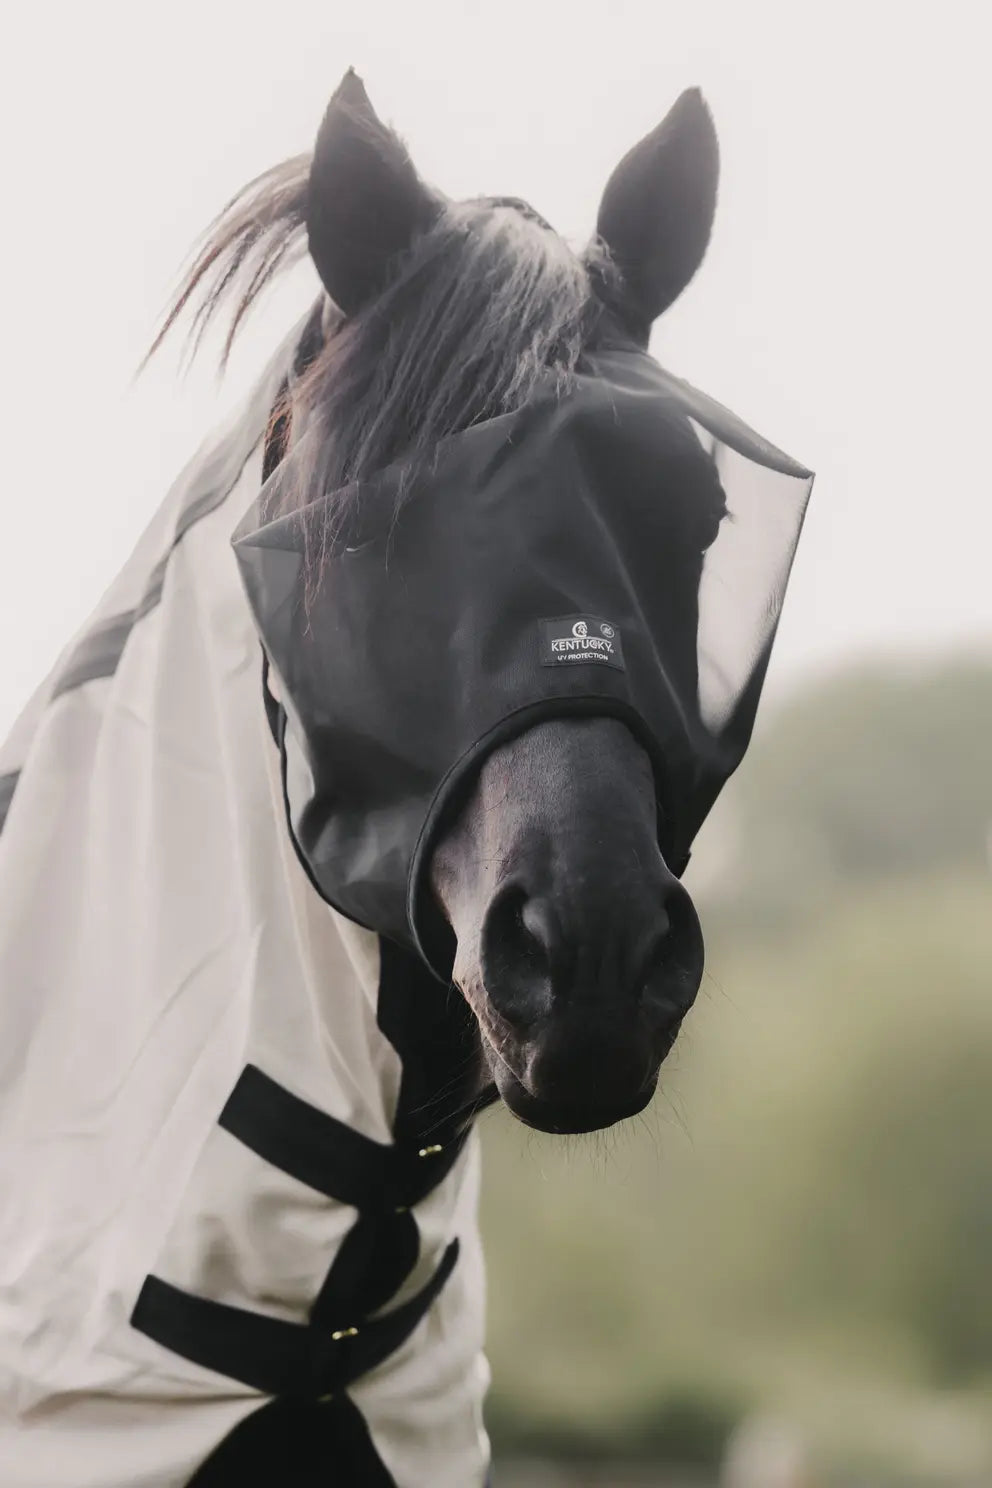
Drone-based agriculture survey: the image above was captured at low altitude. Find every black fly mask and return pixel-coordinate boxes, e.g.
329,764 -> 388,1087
234,344 -> 813,979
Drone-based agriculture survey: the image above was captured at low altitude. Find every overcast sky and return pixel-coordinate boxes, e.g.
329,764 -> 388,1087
1,1 -> 989,737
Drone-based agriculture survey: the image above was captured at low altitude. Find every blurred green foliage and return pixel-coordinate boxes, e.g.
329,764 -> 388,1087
719,657 -> 992,921
486,1387 -> 739,1473
480,657 -> 992,1484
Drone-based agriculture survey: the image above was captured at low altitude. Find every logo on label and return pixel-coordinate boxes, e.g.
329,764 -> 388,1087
540,615 -> 625,672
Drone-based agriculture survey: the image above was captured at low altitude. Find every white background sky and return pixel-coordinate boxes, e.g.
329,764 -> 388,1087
1,1 -> 989,738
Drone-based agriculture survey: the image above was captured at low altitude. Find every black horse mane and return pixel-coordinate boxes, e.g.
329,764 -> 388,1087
150,154 -> 627,530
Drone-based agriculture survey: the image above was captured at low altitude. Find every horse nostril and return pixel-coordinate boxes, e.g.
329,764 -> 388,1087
480,883 -> 553,1028
640,879 -> 704,1016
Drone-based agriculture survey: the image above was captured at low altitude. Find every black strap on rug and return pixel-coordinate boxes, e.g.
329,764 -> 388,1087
132,1239 -> 458,1400
129,1058 -> 466,1483
218,1062 -> 470,1212
129,1056 -> 466,1482
184,1392 -> 398,1487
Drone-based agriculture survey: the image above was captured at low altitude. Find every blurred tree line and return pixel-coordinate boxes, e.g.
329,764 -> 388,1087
479,656 -> 992,1486
718,656 -> 992,919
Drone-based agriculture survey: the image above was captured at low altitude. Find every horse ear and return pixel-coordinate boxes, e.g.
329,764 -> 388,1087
594,88 -> 719,339
306,69 -> 439,314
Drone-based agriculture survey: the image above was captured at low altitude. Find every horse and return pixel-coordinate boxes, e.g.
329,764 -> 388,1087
0,70 -> 811,1486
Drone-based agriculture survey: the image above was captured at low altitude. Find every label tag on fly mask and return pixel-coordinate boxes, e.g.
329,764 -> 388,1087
540,615 -> 625,671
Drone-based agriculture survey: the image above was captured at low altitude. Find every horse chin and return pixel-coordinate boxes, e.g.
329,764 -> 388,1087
491,1061 -> 657,1136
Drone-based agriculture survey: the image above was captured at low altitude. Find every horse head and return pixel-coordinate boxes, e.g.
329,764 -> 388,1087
173,70 -> 723,1135
311,74 -> 718,1134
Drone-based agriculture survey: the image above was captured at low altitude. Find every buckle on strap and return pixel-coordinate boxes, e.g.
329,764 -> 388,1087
131,1238 -> 460,1397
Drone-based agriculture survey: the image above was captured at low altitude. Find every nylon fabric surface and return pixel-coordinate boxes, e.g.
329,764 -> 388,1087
0,317 -> 491,1487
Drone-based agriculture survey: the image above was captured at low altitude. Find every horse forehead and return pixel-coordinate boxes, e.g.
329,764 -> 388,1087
478,195 -> 557,233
